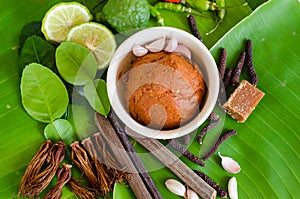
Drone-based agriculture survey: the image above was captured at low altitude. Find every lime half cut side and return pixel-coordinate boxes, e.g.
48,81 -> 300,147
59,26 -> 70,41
67,22 -> 117,69
42,2 -> 92,43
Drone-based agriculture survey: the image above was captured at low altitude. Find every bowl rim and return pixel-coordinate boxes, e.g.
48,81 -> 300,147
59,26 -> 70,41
107,26 -> 219,139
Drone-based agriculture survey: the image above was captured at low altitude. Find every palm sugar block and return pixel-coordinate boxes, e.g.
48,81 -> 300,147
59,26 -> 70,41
223,80 -> 264,122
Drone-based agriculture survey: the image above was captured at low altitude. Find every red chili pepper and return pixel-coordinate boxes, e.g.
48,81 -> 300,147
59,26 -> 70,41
164,0 -> 181,3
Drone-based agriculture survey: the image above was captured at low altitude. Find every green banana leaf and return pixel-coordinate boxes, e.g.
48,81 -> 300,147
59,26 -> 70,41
1,0 -> 299,199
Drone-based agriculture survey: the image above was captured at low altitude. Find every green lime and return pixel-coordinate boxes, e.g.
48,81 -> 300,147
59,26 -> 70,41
66,22 -> 116,69
41,2 -> 92,43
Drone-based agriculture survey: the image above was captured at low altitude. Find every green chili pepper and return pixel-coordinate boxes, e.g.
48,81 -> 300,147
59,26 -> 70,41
154,2 -> 202,16
184,0 -> 218,11
215,0 -> 226,20
149,4 -> 165,26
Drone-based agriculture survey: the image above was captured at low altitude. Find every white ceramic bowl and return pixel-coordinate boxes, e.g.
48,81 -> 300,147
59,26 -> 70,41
107,27 -> 219,139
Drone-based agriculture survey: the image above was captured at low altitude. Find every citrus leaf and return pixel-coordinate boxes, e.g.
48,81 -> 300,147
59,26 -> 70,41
83,79 -> 110,117
20,63 -> 69,123
44,119 -> 77,145
19,35 -> 55,70
113,183 -> 135,199
55,41 -> 98,85
67,104 -> 98,140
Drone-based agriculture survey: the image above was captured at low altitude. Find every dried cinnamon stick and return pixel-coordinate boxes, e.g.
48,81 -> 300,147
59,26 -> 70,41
107,111 -> 163,199
94,112 -> 154,199
126,127 -> 217,199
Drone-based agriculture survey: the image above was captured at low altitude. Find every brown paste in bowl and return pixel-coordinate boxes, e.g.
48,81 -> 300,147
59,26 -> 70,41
125,51 -> 206,130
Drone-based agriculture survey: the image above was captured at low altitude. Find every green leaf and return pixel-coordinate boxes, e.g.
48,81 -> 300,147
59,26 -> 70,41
67,104 -> 98,139
113,183 -> 135,199
44,119 -> 77,145
18,21 -> 43,51
55,41 -> 98,85
20,63 -> 69,123
19,35 -> 55,70
83,79 -> 110,117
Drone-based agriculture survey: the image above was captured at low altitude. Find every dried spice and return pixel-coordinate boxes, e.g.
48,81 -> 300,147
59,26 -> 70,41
223,68 -> 233,89
70,141 -> 100,192
82,137 -> 111,194
198,119 -> 220,144
83,136 -> 127,194
108,111 -> 163,199
203,130 -> 237,160
187,15 -> 202,42
194,170 -> 228,198
218,152 -> 241,174
18,140 -> 65,198
18,140 -> 52,197
245,39 -> 258,86
168,139 -> 205,167
208,112 -> 219,121
67,178 -> 97,199
218,48 -> 227,80
231,51 -> 246,87
43,164 -> 72,199
179,134 -> 191,145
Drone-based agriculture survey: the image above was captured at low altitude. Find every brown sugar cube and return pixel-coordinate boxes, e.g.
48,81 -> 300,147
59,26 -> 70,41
223,80 -> 265,122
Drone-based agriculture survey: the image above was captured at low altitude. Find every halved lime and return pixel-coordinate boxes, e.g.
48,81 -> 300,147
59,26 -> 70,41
66,22 -> 116,69
41,2 -> 92,43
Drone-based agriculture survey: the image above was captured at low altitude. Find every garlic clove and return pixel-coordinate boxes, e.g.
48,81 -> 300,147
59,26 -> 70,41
228,177 -> 238,199
218,152 -> 241,174
186,188 -> 199,199
165,179 -> 186,197
132,44 -> 148,57
164,35 -> 178,52
145,37 -> 165,52
174,44 -> 192,61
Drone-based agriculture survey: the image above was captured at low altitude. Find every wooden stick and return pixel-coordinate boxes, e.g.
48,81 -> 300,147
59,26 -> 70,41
108,111 -> 162,199
94,113 -> 152,199
126,127 -> 217,199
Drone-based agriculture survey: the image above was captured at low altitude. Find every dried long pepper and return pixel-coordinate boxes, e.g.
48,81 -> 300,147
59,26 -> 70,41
194,170 -> 228,198
231,51 -> 246,86
245,39 -> 258,86
187,15 -> 202,42
198,119 -> 220,144
168,139 -> 205,167
203,130 -> 237,160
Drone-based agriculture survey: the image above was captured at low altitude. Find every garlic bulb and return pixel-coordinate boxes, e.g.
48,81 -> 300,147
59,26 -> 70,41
165,179 -> 186,197
218,152 -> 241,174
228,177 -> 238,199
132,44 -> 148,57
145,37 -> 165,52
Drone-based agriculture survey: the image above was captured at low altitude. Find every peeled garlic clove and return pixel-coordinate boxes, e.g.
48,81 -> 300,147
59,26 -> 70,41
164,35 -> 178,52
219,152 -> 241,174
186,188 -> 199,199
174,44 -> 191,61
132,44 -> 148,57
165,179 -> 186,197
228,177 -> 238,199
145,37 -> 165,52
